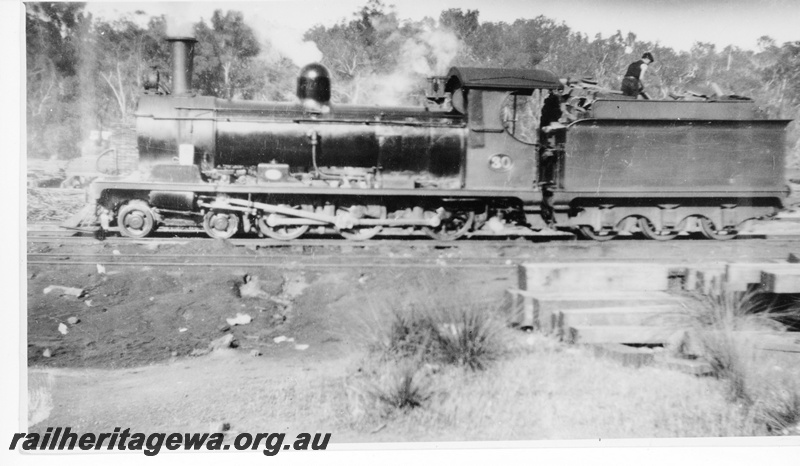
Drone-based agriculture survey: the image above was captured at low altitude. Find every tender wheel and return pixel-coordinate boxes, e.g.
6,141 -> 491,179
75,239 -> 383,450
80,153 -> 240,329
336,206 -> 384,241
117,200 -> 156,238
638,218 -> 679,241
422,210 -> 474,241
578,225 -> 617,241
203,211 -> 239,239
257,217 -> 309,240
700,217 -> 738,240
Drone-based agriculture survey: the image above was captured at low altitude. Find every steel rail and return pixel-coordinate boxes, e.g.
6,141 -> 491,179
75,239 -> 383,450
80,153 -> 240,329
24,235 -> 570,248
26,260 -> 514,269
25,252 -> 515,261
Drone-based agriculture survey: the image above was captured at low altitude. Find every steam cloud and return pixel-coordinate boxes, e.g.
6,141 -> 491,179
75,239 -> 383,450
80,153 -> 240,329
165,16 -> 195,38
261,25 -> 324,67
164,12 -> 462,107
348,22 -> 462,106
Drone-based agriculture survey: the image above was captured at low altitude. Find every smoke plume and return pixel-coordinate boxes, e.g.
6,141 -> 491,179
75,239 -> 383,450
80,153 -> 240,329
165,16 -> 195,38
347,24 -> 462,106
260,25 -> 323,67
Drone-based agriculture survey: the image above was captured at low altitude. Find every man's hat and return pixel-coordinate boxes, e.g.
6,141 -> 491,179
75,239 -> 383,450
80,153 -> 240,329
642,52 -> 655,62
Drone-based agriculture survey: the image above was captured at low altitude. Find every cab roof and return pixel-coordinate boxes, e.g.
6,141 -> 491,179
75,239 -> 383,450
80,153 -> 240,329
445,67 -> 562,92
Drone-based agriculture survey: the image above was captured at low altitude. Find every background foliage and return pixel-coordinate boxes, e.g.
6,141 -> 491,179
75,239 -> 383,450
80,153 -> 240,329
25,1 -> 800,164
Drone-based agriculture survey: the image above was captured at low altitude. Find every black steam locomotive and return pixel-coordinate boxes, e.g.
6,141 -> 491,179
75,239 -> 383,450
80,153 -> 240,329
84,36 -> 791,241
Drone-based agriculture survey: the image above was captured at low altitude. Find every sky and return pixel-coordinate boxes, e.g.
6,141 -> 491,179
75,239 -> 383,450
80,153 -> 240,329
82,0 -> 800,52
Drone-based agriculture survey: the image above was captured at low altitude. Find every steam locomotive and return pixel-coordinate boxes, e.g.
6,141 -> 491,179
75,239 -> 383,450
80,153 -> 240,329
83,36 -> 792,241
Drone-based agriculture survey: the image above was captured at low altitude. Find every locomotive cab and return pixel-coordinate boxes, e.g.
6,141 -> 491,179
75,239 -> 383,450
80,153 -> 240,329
444,67 -> 562,191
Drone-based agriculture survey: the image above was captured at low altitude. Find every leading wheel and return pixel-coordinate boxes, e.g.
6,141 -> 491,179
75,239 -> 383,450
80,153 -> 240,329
700,217 -> 738,240
203,211 -> 239,239
578,225 -> 617,241
422,210 -> 474,241
117,200 -> 156,238
638,218 -> 679,241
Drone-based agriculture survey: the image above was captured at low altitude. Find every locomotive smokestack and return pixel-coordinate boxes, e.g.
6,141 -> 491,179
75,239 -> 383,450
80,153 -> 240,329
166,37 -> 197,95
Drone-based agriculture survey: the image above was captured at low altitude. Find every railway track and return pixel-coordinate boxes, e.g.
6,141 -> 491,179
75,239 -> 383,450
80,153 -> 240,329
25,250 -> 519,269
25,222 -> 800,270
26,240 -> 800,271
25,226 -> 800,243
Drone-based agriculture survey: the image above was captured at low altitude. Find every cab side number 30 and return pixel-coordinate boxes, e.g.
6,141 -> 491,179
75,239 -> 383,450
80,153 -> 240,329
489,154 -> 513,172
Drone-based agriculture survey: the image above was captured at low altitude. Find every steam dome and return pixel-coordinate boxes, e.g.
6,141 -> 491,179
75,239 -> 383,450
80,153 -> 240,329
297,63 -> 331,111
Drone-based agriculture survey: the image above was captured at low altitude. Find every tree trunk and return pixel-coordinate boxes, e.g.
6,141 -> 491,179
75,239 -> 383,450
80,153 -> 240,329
223,62 -> 232,99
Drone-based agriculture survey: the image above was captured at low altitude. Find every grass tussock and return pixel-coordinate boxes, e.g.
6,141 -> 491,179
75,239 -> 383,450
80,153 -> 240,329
378,304 -> 508,371
345,360 -> 435,423
356,274 -> 511,372
756,386 -> 800,435
682,289 -> 800,434
346,281 -> 512,423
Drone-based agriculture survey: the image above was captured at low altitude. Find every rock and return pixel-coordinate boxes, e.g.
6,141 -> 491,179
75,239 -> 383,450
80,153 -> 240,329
58,323 -> 68,335
171,351 -> 178,357
273,336 -> 288,343
112,250 -> 121,255
249,350 -> 262,357
486,216 -> 506,233
419,363 -> 441,376
211,422 -> 231,433
85,300 -> 93,307
96,264 -> 106,274
226,313 -> 252,326
208,334 -> 237,351
179,328 -> 188,333
666,329 -> 705,359
42,349 -> 52,358
190,348 -> 210,357
294,344 -> 309,351
239,276 -> 270,299
272,314 -> 286,323
218,324 -> 231,332
665,330 -> 687,357
269,296 -> 290,306
43,286 -> 84,298
67,317 -> 80,325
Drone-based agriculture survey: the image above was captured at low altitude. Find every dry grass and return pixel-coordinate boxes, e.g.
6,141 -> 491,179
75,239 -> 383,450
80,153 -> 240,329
331,281 -> 800,439
372,304 -> 508,371
339,338 -> 767,440
677,289 -> 800,434
354,273 -> 511,372
345,283 -> 510,423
